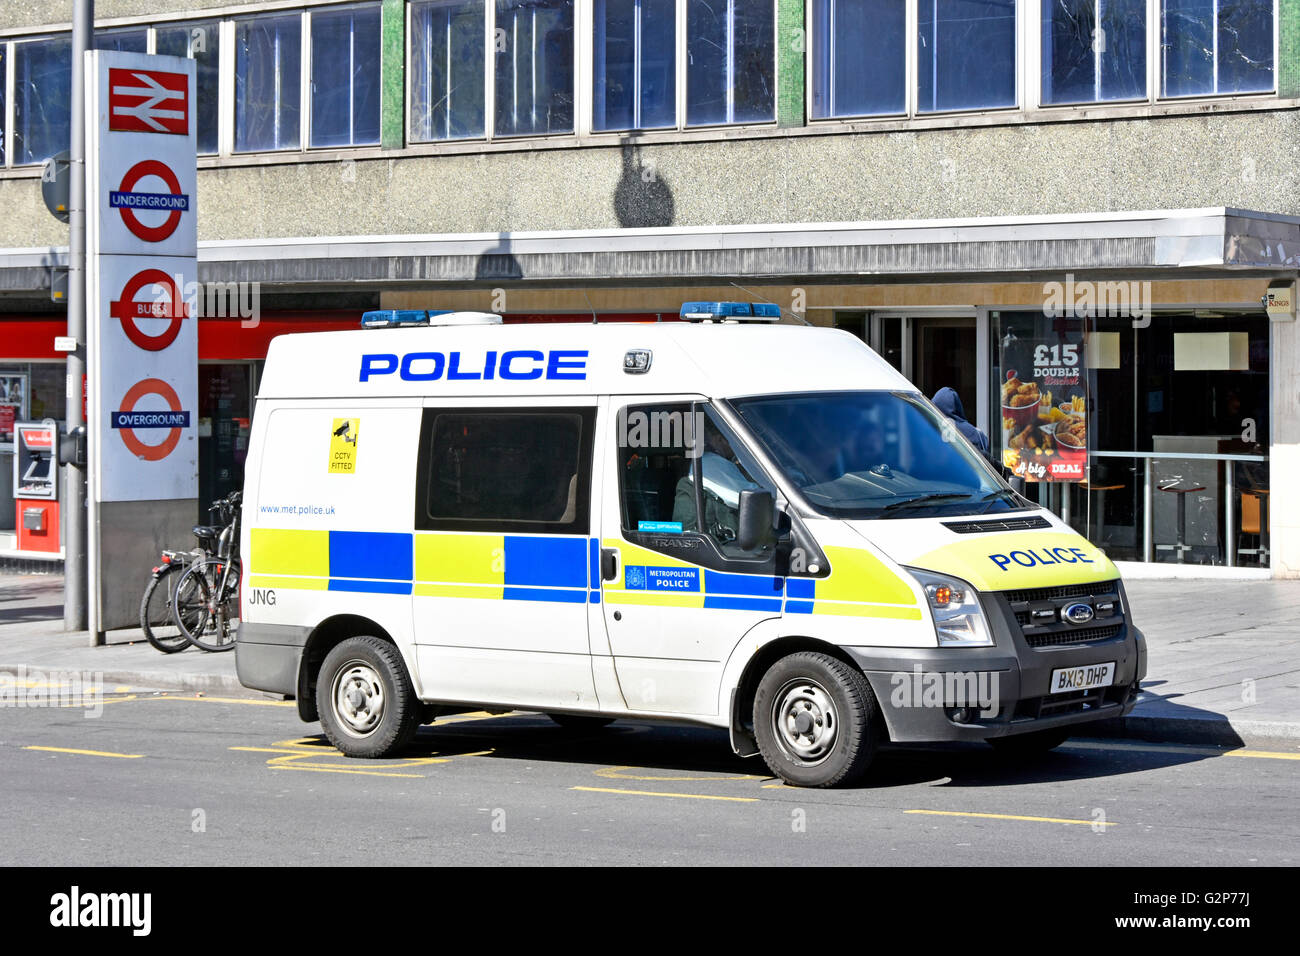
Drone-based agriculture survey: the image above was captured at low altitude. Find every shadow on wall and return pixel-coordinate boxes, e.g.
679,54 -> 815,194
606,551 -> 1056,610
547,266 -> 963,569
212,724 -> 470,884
614,142 -> 675,229
474,235 -> 523,285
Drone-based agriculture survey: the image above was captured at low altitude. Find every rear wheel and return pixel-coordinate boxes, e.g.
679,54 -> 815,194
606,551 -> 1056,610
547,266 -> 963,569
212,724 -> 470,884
140,564 -> 191,653
318,636 -> 420,758
988,728 -> 1071,755
546,713 -> 615,731
172,559 -> 240,652
753,651 -> 880,788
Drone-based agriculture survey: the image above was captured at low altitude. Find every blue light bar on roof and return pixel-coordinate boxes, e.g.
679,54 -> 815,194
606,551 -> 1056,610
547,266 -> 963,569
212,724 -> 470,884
679,301 -> 782,322
360,309 -> 452,328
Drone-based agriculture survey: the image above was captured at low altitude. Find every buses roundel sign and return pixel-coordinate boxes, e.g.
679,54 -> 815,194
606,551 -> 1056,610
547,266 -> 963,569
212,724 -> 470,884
110,268 -> 190,351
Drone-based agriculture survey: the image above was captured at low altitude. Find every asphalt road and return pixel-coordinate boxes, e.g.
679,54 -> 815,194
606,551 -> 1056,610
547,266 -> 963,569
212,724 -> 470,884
1,684 -> 1297,866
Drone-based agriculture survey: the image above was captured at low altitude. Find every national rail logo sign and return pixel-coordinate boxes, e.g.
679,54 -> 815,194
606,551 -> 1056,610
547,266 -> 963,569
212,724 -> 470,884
111,378 -> 190,462
108,68 -> 189,134
109,159 -> 190,243
110,269 -> 191,351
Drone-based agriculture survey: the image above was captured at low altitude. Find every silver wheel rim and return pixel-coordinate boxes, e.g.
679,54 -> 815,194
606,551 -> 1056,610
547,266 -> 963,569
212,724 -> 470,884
332,660 -> 385,737
772,678 -> 838,766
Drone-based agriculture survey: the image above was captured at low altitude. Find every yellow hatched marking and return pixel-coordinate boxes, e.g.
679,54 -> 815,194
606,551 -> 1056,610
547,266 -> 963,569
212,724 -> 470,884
415,532 -> 504,585
24,746 -> 143,759
906,809 -> 1115,826
230,736 -> 449,776
595,765 -> 766,782
573,786 -> 758,803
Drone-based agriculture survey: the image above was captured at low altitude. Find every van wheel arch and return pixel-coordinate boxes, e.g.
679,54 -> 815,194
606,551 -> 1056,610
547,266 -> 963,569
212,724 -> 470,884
297,615 -> 398,723
730,637 -> 881,755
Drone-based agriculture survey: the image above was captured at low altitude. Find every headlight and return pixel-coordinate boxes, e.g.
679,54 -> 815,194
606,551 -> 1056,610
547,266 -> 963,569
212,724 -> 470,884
906,568 -> 994,647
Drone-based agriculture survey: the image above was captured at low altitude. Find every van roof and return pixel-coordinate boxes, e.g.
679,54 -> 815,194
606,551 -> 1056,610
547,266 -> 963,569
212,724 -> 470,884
257,319 -> 917,400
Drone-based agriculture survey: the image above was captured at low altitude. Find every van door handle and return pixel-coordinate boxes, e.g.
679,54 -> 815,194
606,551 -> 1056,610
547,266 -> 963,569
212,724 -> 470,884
601,548 -> 619,582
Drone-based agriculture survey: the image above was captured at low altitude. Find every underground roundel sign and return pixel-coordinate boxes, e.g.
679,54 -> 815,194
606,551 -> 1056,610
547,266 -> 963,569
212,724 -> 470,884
109,159 -> 190,242
111,269 -> 190,351
111,378 -> 190,461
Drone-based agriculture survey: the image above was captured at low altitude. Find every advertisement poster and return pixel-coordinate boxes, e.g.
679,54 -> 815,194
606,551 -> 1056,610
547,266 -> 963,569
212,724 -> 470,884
0,374 -> 25,443
999,338 -> 1088,482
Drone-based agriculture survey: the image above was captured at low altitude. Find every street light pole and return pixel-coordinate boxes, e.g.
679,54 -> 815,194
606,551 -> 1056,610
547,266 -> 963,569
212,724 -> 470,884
65,0 -> 93,638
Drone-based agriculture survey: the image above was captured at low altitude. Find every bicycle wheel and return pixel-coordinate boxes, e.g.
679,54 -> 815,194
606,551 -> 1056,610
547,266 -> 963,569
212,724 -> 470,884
140,564 -> 192,653
173,559 -> 240,653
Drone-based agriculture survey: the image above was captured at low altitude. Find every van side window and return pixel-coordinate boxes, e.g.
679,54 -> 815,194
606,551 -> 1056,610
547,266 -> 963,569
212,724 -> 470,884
415,407 -> 594,534
617,402 -> 778,571
618,402 -> 699,534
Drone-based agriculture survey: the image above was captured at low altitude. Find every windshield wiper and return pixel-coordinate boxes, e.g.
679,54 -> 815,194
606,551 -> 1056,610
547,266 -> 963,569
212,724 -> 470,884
881,492 -> 973,512
980,488 -> 1027,511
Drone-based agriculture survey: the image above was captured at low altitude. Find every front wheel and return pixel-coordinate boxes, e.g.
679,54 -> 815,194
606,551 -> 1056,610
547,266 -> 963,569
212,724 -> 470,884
753,651 -> 881,788
318,636 -> 421,758
140,564 -> 191,653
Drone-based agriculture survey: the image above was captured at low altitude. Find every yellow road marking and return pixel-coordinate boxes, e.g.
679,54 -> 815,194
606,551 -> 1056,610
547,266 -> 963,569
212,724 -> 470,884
906,809 -> 1115,826
24,746 -> 143,759
573,786 -> 758,803
595,765 -> 765,783
230,737 -> 450,777
1064,740 -> 1300,761
270,765 -> 427,778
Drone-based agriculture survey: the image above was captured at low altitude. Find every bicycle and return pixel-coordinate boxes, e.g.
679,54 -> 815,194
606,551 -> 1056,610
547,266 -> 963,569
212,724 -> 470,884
172,490 -> 243,653
139,496 -> 236,654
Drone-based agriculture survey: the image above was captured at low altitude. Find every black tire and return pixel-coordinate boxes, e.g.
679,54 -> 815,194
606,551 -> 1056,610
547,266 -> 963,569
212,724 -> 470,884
753,651 -> 880,788
318,636 -> 421,758
172,560 -> 240,652
546,713 -> 615,731
987,728 -> 1071,755
140,564 -> 191,654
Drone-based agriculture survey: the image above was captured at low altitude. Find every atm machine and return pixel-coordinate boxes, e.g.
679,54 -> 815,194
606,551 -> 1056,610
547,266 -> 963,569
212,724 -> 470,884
14,420 -> 59,553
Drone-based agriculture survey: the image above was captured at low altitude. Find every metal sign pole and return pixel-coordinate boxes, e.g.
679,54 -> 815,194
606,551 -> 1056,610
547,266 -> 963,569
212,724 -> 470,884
67,0 -> 93,639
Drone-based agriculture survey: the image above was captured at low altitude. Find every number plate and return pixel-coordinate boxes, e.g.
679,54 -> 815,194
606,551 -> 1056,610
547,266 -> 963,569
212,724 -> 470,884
1048,662 -> 1115,694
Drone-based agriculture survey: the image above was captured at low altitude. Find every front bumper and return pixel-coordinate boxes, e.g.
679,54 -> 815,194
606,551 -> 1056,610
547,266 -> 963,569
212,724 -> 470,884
847,582 -> 1146,743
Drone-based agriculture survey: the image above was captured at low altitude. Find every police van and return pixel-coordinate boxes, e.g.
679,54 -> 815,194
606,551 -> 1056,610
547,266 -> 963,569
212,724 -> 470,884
237,303 -> 1146,788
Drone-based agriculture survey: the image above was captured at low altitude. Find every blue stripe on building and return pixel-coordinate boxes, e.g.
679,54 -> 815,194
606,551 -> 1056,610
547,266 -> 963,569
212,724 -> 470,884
329,531 -> 412,581
504,536 -> 588,588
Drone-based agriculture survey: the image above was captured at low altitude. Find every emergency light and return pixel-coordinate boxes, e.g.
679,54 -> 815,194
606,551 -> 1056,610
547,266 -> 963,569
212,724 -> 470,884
679,301 -> 782,322
361,310 -> 450,328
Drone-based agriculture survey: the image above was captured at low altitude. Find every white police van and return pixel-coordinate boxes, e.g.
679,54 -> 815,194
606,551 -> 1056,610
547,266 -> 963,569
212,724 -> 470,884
237,303 -> 1145,787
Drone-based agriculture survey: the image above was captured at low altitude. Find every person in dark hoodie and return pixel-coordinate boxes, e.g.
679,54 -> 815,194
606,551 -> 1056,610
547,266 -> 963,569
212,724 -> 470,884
931,387 -> 990,459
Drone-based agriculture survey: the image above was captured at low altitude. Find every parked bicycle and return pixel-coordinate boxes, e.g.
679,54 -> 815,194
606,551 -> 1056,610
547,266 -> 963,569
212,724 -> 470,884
139,492 -> 240,654
171,490 -> 242,653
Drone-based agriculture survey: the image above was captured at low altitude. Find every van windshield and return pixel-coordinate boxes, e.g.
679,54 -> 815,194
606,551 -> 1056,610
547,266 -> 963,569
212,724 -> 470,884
729,390 -> 1027,520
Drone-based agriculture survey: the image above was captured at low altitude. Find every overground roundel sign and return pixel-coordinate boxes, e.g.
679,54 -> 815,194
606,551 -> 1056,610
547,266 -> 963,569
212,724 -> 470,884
112,378 -> 189,462
110,159 -> 189,242
111,269 -> 190,351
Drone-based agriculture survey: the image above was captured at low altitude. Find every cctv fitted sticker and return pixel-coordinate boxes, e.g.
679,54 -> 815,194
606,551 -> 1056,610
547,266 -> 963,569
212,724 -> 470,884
329,418 -> 360,473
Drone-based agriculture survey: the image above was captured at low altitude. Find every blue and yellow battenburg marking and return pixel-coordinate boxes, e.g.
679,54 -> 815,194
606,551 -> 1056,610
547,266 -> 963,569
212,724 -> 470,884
249,530 -> 920,618
250,529 -> 602,604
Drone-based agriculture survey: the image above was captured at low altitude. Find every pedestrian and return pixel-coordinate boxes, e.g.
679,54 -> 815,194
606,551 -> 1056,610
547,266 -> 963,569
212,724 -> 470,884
931,387 -> 990,459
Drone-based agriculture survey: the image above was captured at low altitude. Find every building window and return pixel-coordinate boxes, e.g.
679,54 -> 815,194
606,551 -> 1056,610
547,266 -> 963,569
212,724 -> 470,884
686,0 -> 775,126
410,0 -> 487,141
494,0 -> 574,137
810,0 -> 906,119
311,4 -> 382,147
917,0 -> 1016,112
156,20 -> 222,154
1041,0 -> 1147,104
12,37 -> 71,166
94,29 -> 148,53
234,14 -> 302,152
593,0 -> 676,131
1161,0 -> 1273,97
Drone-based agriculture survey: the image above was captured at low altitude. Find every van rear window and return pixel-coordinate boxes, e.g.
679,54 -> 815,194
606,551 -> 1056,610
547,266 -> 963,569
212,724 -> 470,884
415,407 -> 594,534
